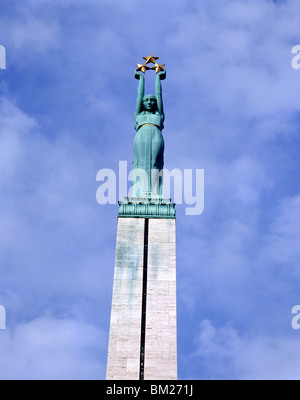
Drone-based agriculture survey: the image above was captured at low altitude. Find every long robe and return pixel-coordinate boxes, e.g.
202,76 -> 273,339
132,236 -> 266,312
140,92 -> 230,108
133,111 -> 165,196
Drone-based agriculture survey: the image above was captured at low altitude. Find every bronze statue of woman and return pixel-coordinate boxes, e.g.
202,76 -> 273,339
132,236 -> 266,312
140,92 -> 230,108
133,69 -> 166,197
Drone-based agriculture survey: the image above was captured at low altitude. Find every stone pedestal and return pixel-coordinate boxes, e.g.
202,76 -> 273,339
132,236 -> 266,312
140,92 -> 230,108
106,217 -> 177,380
144,218 -> 177,380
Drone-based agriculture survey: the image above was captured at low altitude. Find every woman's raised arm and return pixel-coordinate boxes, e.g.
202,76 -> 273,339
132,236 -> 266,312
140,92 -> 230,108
155,70 -> 166,121
135,71 -> 145,120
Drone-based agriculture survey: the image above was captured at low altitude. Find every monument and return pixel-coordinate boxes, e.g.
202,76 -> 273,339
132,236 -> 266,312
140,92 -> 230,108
106,56 -> 177,380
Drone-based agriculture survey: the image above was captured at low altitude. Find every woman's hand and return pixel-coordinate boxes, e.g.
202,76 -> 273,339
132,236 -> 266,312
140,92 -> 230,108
157,70 -> 166,81
135,71 -> 145,80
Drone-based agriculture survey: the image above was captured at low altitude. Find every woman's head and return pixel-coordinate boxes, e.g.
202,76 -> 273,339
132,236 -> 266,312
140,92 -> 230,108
142,95 -> 157,112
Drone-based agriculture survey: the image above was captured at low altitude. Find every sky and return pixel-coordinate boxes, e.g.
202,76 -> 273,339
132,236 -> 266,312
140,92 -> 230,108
0,0 -> 300,380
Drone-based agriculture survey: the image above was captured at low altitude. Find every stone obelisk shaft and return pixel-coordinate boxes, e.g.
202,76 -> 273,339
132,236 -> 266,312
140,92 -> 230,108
106,217 -> 177,380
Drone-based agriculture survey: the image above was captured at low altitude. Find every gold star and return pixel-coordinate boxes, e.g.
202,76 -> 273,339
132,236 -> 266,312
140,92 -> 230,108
152,63 -> 165,74
136,55 -> 166,74
136,63 -> 151,73
143,54 -> 159,65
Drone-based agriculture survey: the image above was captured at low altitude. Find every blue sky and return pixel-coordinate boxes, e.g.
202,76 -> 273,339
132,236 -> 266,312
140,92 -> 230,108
0,0 -> 300,380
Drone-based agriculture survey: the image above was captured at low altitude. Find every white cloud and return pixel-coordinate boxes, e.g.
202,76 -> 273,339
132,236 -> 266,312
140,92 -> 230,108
0,9 -> 59,57
0,98 -> 37,179
166,0 -> 300,121
265,194 -> 300,274
193,320 -> 300,380
0,317 -> 106,380
0,96 -> 115,330
1,0 -> 300,380
11,17 -> 59,53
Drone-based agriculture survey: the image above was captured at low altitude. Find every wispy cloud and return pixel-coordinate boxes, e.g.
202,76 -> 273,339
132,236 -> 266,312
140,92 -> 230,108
0,0 -> 300,380
190,319 -> 300,380
0,317 -> 106,380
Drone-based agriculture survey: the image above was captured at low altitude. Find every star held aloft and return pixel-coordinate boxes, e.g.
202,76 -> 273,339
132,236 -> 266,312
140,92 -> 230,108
143,54 -> 159,64
136,63 -> 151,73
153,62 -> 165,73
136,54 -> 166,74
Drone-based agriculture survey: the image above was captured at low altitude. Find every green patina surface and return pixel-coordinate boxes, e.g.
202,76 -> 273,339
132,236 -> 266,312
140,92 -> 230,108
133,71 -> 165,198
118,196 -> 176,219
119,67 -> 176,219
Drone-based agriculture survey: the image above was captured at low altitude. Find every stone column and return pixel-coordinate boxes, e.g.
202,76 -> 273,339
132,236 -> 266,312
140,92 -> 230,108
106,217 -> 177,380
106,218 -> 145,380
144,218 -> 177,380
